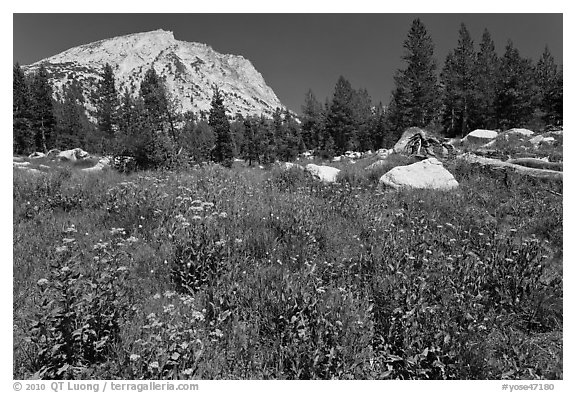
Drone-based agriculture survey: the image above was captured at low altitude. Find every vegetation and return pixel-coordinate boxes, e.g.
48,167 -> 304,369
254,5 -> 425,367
13,157 -> 562,379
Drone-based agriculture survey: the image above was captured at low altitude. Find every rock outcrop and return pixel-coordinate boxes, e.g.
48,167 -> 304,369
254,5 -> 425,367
305,164 -> 341,183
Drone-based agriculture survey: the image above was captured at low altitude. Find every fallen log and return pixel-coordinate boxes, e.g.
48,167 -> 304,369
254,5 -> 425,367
507,157 -> 563,171
457,153 -> 563,180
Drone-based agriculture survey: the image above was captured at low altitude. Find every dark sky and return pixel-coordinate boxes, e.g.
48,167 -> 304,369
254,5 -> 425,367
13,14 -> 563,113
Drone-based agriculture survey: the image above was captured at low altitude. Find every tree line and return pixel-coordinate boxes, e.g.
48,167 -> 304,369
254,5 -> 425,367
13,18 -> 562,168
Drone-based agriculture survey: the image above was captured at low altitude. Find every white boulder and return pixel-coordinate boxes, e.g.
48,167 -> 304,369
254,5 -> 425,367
506,128 -> 534,137
529,135 -> 555,146
376,148 -> 394,159
28,152 -> 46,159
463,129 -> 499,144
305,164 -> 341,183
379,158 -> 458,190
58,148 -> 90,161
282,162 -> 304,171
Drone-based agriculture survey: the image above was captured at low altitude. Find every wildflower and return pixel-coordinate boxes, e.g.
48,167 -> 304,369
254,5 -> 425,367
110,227 -> 126,235
64,226 -> 77,233
37,278 -> 49,286
117,266 -> 128,273
149,361 -> 159,369
191,215 -> 202,221
425,249 -> 432,255
190,206 -> 204,213
478,232 -> 484,236
153,293 -> 161,300
505,258 -> 514,263
55,246 -> 68,253
449,239 -> 456,242
235,238 -> 243,244
60,266 -> 70,273
219,212 -> 228,218
147,313 -> 157,320
182,368 -> 194,376
191,310 -> 205,321
129,354 -> 141,362
164,291 -> 176,298
126,236 -> 138,243
210,329 -> 224,339
202,202 -> 214,209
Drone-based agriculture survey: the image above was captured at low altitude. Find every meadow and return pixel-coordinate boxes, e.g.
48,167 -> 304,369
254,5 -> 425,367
13,157 -> 563,380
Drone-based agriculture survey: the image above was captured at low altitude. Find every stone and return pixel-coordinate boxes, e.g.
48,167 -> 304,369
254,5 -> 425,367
506,128 -> 534,137
58,148 -> 90,161
379,157 -> 459,190
376,148 -> 394,159
529,135 -> 555,146
282,162 -> 304,170
13,156 -> 24,162
463,129 -> 499,144
13,161 -> 31,167
28,152 -> 46,159
393,127 -> 426,153
305,164 -> 341,183
46,149 -> 61,158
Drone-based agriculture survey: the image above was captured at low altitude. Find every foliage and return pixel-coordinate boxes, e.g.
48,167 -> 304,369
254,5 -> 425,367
209,87 -> 234,168
13,158 -> 562,380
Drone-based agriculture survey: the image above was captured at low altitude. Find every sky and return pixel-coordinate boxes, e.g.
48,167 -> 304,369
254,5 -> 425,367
13,13 -> 563,114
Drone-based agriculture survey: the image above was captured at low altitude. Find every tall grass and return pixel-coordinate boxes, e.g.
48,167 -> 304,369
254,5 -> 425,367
13,161 -> 562,379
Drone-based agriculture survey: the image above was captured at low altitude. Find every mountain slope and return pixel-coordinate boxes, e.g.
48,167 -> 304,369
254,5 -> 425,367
23,29 -> 285,118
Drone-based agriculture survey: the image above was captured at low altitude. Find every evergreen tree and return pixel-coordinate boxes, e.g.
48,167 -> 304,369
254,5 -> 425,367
387,18 -> 440,137
140,67 -> 177,142
325,76 -> 355,154
352,87 -> 373,151
209,87 -> 234,167
535,46 -> 563,126
474,28 -> 499,129
242,116 -> 259,166
371,103 -> 388,149
95,63 -> 118,139
54,83 -> 88,148
440,23 -> 477,137
301,89 -> 323,150
495,40 -> 535,129
29,64 -> 56,152
13,63 -> 35,154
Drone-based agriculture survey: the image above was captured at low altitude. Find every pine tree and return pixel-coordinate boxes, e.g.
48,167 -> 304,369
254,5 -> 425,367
95,63 -> 118,139
140,67 -> 177,142
301,89 -> 323,150
242,116 -> 259,166
495,40 -> 535,129
535,46 -> 563,126
474,28 -> 499,129
440,23 -> 477,137
371,103 -> 387,149
325,76 -> 355,154
29,64 -> 56,152
352,88 -> 373,151
209,86 -> 234,167
387,18 -> 440,137
13,63 -> 35,154
54,83 -> 88,148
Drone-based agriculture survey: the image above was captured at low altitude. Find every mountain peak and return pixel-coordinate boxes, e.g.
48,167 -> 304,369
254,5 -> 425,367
24,30 -> 284,118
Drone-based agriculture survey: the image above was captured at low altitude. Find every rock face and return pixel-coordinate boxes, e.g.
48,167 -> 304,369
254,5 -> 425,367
82,157 -> 111,172
58,148 -> 90,161
23,29 -> 284,118
463,129 -> 499,144
379,158 -> 459,190
393,127 -> 426,153
305,164 -> 341,183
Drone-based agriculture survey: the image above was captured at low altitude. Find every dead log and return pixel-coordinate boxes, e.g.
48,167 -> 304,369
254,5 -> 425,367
457,153 -> 563,180
507,157 -> 563,171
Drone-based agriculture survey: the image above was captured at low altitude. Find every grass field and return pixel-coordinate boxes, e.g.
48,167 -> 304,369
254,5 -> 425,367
13,156 -> 563,379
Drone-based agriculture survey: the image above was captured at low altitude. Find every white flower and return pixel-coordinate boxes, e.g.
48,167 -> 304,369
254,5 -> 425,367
153,293 -> 161,299
149,361 -> 159,369
182,368 -> 194,376
163,291 -> 176,298
55,246 -> 68,253
117,266 -> 128,273
126,236 -> 138,243
110,227 -> 126,235
37,278 -> 49,286
219,212 -> 228,218
129,354 -> 141,362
